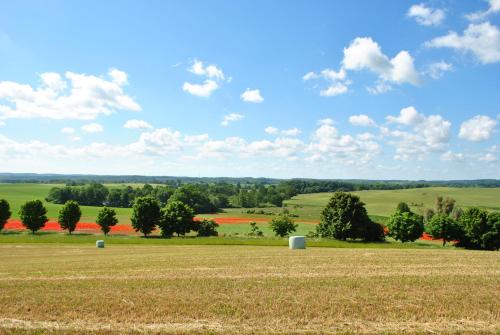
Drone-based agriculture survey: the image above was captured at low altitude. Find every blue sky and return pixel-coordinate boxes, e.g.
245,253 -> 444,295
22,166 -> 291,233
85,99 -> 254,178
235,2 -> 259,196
0,0 -> 499,179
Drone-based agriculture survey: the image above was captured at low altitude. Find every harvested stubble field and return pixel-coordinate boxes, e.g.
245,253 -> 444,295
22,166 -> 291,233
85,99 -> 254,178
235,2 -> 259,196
0,244 -> 499,334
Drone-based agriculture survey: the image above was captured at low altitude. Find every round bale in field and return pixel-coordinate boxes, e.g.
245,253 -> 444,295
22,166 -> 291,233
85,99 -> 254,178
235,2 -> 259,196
289,236 -> 306,249
96,240 -> 105,248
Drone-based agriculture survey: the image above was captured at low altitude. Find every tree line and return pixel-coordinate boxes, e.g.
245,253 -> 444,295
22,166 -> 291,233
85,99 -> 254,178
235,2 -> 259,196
46,183 -> 293,211
385,196 -> 500,250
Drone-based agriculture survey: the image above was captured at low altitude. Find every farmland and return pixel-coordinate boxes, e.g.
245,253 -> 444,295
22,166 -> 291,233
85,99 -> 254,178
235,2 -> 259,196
0,243 -> 498,334
0,184 -> 498,236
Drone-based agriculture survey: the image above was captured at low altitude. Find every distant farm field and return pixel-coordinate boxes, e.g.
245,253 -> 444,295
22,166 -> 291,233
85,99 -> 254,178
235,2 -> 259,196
0,244 -> 498,334
0,184 -> 499,235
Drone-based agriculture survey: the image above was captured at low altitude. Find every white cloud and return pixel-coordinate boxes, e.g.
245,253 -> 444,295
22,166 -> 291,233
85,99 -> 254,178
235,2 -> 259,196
303,68 -> 350,97
0,121 -> 5,127
407,3 -> 446,26
265,126 -> 279,135
183,59 -> 227,97
188,59 -> 225,81
124,119 -> 153,130
385,107 -> 451,160
459,115 -> 497,141
81,123 -> 104,133
320,82 -> 349,96
128,128 -> 182,155
108,68 -> 128,85
221,113 -> 244,126
281,128 -> 301,137
307,120 -> 380,165
265,126 -> 301,136
349,114 -> 376,127
426,22 -> 500,64
465,0 -> 500,21
0,69 -> 141,120
183,80 -> 218,98
426,61 -> 453,79
61,127 -> 75,134
240,89 -> 264,103
386,106 -> 425,125
184,134 -> 209,146
343,37 -> 421,86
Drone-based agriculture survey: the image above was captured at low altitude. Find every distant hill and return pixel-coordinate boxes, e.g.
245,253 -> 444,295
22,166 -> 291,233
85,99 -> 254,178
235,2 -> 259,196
0,173 -> 498,188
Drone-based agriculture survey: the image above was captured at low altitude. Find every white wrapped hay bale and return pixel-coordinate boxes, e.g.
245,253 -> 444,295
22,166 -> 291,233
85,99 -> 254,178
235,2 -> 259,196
96,240 -> 105,248
289,236 -> 306,249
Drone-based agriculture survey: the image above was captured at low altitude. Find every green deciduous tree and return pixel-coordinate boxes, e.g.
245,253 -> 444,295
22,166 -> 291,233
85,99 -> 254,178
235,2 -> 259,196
196,219 -> 219,237
0,199 -> 11,232
459,207 -> 499,250
159,201 -> 195,237
269,213 -> 297,237
387,210 -> 424,243
19,200 -> 48,234
426,213 -> 461,246
482,212 -> 500,251
131,196 -> 161,237
96,207 -> 118,235
58,200 -> 81,234
316,191 -> 384,242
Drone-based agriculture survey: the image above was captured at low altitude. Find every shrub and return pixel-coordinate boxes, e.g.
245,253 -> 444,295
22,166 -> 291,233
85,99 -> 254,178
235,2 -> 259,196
248,221 -> 263,236
19,200 -> 48,234
131,196 -> 161,237
426,213 -> 461,246
316,191 -> 384,241
387,210 -> 424,242
269,214 -> 297,237
0,199 -> 11,232
197,219 -> 219,237
96,207 -> 118,235
58,200 -> 82,234
159,200 -> 195,237
396,202 -> 411,213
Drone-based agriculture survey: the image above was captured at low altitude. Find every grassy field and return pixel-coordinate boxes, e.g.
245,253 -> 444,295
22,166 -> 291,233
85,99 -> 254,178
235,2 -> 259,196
0,243 -> 498,334
1,184 -> 499,235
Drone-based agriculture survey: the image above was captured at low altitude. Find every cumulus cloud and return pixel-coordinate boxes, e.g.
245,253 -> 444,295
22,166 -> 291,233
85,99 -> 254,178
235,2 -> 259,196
343,37 -> 421,86
265,127 -> 301,136
305,37 -> 421,96
240,89 -> 264,103
128,128 -> 182,155
188,59 -> 225,80
465,0 -> 500,21
124,119 -> 153,130
81,123 -> 104,133
459,115 -> 497,141
407,3 -> 446,26
349,114 -> 376,127
384,107 -> 451,160
183,59 -> 227,97
183,80 -> 218,98
426,22 -> 500,64
307,120 -> 380,165
0,69 -> 141,120
221,113 -> 244,126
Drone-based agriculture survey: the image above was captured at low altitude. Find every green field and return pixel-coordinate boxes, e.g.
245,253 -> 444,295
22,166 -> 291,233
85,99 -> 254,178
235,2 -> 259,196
1,184 -> 499,235
0,243 -> 498,334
